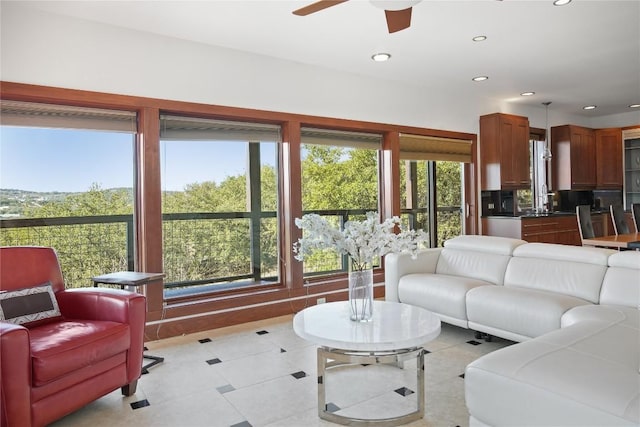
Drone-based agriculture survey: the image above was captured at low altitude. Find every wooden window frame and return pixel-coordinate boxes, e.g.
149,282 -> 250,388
0,81 -> 477,339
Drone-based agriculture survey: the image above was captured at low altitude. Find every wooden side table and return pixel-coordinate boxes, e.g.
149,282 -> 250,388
92,271 -> 166,374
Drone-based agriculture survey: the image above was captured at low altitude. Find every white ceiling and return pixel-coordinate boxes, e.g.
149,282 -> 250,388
11,0 -> 640,118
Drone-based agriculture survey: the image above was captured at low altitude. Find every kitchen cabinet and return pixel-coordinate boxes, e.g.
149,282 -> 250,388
520,217 -> 561,243
555,216 -> 582,246
551,125 -> 596,190
520,215 -> 581,245
624,136 -> 640,209
480,113 -> 531,190
595,128 -> 622,189
481,213 -> 609,246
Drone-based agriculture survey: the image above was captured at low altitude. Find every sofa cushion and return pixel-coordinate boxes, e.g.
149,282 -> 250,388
0,282 -> 61,325
29,320 -> 130,386
505,243 -> 613,303
600,251 -> 640,307
435,249 -> 512,286
466,285 -> 590,340
465,320 -> 640,426
443,235 -> 527,255
435,236 -> 526,287
398,274 -> 491,326
512,242 -> 614,265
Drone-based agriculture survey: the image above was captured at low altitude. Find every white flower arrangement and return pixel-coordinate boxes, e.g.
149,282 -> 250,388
293,211 -> 428,271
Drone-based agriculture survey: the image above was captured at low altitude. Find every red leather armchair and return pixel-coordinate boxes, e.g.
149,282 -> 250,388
0,246 -> 146,427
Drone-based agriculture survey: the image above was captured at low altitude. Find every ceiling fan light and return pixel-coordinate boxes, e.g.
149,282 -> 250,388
372,53 -> 391,62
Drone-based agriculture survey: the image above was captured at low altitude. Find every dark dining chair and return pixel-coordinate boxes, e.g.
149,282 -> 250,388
632,203 -> 640,233
576,205 -> 595,244
610,204 -> 630,235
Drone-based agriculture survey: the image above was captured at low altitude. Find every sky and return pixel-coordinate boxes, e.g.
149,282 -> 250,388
0,126 -> 276,193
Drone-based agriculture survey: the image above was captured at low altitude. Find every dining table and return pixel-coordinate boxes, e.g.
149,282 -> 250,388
581,232 -> 640,250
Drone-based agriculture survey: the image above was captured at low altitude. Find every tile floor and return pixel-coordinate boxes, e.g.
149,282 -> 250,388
51,314 -> 513,427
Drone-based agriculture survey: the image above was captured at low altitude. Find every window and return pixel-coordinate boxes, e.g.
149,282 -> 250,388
0,100 -> 136,287
399,134 -> 470,247
159,115 -> 281,297
435,161 -> 463,244
300,128 -> 382,276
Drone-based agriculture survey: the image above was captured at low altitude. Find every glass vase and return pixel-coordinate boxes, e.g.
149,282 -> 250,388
348,268 -> 373,322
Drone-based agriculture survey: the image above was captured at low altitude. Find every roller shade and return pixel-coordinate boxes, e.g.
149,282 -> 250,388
0,100 -> 137,133
399,134 -> 472,163
301,127 -> 382,149
160,115 -> 281,142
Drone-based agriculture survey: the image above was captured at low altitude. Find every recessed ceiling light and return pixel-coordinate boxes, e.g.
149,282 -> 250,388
371,53 -> 391,62
553,0 -> 571,5
629,104 -> 640,108
521,92 -> 535,96
472,76 -> 489,82
583,105 -> 597,110
472,35 -> 487,42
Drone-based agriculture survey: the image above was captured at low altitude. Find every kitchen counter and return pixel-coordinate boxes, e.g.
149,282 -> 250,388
481,211 -> 613,246
482,209 -> 611,219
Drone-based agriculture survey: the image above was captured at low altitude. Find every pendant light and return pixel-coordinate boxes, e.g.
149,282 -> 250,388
542,102 -> 553,161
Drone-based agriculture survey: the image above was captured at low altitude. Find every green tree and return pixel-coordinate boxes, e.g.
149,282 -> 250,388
399,160 -> 463,246
1,183 -> 133,288
302,145 -> 378,211
4,147 -> 464,290
300,144 -> 379,273
436,161 -> 462,245
160,164 -> 279,285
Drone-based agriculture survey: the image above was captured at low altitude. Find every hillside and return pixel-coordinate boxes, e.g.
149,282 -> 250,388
0,188 -> 134,217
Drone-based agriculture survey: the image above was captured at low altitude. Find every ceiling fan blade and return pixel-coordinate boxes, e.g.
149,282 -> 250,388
293,0 -> 349,16
385,7 -> 412,33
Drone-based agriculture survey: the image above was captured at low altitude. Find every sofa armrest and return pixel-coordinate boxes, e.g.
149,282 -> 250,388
384,248 -> 442,302
56,288 -> 146,383
0,323 -> 32,427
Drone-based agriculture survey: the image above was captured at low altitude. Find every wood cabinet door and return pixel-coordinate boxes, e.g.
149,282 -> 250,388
595,128 -> 623,189
513,118 -> 531,187
499,116 -> 516,187
521,218 -> 558,243
555,216 -> 581,246
481,113 -> 531,190
570,127 -> 596,188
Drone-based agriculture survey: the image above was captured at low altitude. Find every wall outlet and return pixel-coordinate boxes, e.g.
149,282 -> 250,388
316,297 -> 326,304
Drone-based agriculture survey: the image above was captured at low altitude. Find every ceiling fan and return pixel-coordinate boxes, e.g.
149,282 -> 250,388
293,0 -> 422,33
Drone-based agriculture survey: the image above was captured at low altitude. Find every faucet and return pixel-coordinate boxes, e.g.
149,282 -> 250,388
539,184 -> 548,213
540,184 -> 554,213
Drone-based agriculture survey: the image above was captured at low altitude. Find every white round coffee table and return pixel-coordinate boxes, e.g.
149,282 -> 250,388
293,300 -> 441,426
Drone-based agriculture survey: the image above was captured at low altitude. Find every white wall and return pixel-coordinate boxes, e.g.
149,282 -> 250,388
590,111 -> 640,129
1,3 -> 636,135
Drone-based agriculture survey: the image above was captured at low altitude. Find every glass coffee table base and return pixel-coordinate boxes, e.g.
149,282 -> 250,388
317,346 -> 425,427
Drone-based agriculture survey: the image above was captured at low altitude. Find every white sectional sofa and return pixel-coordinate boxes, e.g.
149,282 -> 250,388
384,235 -> 640,426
